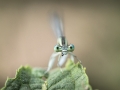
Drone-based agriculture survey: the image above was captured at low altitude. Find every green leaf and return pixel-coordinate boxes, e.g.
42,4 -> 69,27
45,60 -> 92,90
1,60 -> 92,90
1,66 -> 47,90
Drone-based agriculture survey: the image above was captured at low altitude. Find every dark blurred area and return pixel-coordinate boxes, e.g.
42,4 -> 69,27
0,1 -> 120,90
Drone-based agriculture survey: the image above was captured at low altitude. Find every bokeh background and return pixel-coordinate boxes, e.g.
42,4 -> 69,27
0,1 -> 120,90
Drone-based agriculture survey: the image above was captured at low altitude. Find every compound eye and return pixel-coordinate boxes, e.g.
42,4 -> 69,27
68,44 -> 75,52
54,45 -> 62,52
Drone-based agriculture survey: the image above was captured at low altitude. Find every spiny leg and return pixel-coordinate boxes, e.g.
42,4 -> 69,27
46,52 -> 60,73
58,54 -> 68,66
57,53 -> 68,72
57,53 -> 63,72
69,52 -> 81,63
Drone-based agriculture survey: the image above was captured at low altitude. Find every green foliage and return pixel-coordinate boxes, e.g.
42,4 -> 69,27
1,60 -> 92,90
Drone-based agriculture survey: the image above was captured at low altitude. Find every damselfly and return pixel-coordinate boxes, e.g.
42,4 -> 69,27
46,12 -> 81,72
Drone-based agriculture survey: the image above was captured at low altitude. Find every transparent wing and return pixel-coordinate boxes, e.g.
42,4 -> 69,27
51,12 -> 64,38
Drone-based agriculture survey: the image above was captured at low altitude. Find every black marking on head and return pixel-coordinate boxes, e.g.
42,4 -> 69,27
70,46 -> 72,49
56,46 -> 59,49
62,52 -> 64,56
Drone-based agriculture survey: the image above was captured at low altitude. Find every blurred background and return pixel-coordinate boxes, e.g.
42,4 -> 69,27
0,1 -> 120,90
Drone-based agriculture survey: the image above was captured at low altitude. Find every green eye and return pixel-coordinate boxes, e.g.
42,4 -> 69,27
68,44 -> 75,51
54,45 -> 62,52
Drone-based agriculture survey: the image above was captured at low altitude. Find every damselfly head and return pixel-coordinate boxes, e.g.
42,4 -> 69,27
54,44 -> 68,55
54,44 -> 75,55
